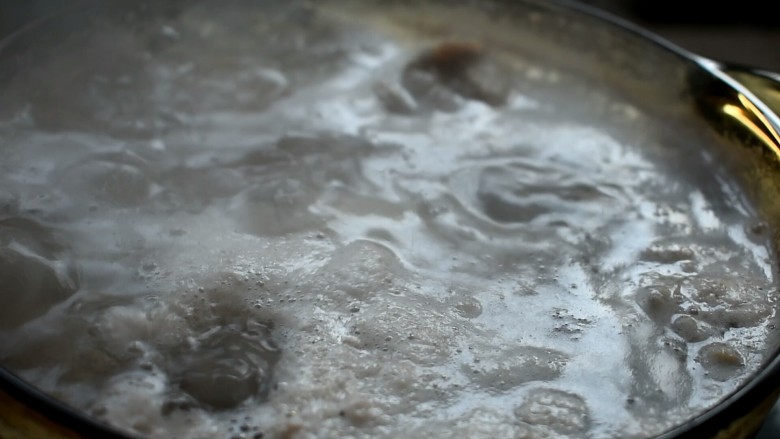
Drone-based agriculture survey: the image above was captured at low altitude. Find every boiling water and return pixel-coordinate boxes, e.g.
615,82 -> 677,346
0,2 -> 777,438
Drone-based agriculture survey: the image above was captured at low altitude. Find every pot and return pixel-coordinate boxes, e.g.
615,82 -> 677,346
1,1 -> 780,438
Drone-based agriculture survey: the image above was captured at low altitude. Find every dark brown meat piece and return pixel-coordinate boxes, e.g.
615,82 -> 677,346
401,41 -> 511,109
412,41 -> 485,76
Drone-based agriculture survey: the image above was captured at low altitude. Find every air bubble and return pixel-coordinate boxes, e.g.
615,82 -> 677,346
696,342 -> 744,382
168,321 -> 279,409
515,388 -> 590,435
671,315 -> 711,343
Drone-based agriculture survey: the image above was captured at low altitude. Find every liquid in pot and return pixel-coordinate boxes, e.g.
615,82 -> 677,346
0,2 -> 777,438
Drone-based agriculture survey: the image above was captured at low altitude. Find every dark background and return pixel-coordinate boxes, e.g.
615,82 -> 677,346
579,0 -> 780,72
1,0 -> 780,437
2,0 -> 779,72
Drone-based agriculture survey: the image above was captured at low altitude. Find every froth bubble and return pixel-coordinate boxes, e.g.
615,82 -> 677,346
696,342 -> 745,382
168,322 -> 280,409
514,388 -> 590,435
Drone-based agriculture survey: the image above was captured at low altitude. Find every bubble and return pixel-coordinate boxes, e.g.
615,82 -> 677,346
515,388 -> 590,435
671,315 -> 711,343
347,298 -> 457,366
412,408 -> 534,438
60,155 -> 154,206
476,164 -> 612,225
340,399 -> 385,427
161,167 -> 246,209
464,346 -> 568,391
168,321 -> 280,409
745,220 -> 769,241
374,81 -> 417,114
453,297 -> 482,319
179,355 -> 261,409
640,245 -> 695,264
400,67 -> 462,113
317,240 -> 406,301
636,286 -> 678,323
0,189 -> 17,215
692,279 -> 772,329
236,176 -> 321,236
696,342 -> 744,382
172,65 -> 289,113
0,217 -> 69,256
